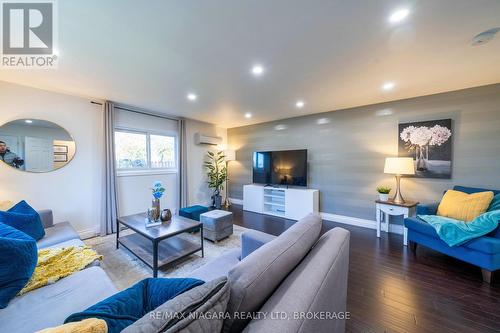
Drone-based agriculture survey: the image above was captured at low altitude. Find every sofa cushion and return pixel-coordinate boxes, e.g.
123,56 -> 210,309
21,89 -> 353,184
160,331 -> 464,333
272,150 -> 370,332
123,277 -> 230,333
224,213 -> 322,333
189,249 -> 241,282
244,228 -> 350,333
437,190 -> 493,222
37,221 -> 80,249
66,278 -> 204,333
0,222 -> 38,309
0,266 -> 117,333
0,200 -> 45,240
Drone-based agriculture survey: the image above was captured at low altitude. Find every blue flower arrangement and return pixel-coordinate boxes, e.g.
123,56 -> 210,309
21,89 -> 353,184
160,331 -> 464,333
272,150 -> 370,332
152,181 -> 165,199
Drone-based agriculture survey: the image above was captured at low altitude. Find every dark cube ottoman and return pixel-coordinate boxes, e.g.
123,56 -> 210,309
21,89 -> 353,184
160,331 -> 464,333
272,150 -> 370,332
200,210 -> 233,242
179,205 -> 209,221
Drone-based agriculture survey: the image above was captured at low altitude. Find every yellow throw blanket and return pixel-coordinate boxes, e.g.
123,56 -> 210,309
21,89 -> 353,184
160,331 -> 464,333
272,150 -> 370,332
36,318 -> 107,333
20,246 -> 103,295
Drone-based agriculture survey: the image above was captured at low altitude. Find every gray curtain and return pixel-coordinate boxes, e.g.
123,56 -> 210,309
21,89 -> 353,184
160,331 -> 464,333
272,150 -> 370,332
101,101 -> 119,235
178,118 -> 188,209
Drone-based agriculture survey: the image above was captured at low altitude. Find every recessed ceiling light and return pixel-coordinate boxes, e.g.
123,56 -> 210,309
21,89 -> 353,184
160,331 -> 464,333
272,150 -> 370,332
187,93 -> 197,101
24,119 -> 33,124
389,8 -> 410,24
295,100 -> 305,108
251,64 -> 264,76
382,82 -> 395,91
274,124 -> 288,131
244,112 -> 252,118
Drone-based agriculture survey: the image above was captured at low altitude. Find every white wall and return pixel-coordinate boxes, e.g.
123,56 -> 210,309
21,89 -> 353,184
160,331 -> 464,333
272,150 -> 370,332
185,119 -> 227,206
0,81 -> 103,238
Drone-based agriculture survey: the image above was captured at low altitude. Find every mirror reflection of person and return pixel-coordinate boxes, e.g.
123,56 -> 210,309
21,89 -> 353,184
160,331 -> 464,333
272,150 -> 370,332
0,140 -> 24,168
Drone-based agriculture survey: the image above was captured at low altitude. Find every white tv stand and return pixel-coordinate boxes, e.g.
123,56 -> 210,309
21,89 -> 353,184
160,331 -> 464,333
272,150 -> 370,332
243,184 -> 319,220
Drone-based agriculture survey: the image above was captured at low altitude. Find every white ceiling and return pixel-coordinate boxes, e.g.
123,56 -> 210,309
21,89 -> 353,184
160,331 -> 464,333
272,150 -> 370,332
1,0 -> 499,128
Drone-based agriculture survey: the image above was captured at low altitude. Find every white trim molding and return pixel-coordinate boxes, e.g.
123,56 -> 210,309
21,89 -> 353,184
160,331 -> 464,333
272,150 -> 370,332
229,197 -> 243,205
78,226 -> 100,239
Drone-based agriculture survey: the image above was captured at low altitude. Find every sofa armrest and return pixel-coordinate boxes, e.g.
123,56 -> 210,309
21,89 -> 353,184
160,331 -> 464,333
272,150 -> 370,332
416,202 -> 440,215
241,230 -> 277,259
38,209 -> 54,228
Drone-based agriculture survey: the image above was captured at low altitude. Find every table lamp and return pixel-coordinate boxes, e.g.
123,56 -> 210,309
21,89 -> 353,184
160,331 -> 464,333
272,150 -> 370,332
383,157 -> 415,204
223,149 -> 236,207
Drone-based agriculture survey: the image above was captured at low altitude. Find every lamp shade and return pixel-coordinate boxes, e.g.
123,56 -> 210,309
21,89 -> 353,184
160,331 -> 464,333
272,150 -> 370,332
224,149 -> 236,162
384,157 -> 415,175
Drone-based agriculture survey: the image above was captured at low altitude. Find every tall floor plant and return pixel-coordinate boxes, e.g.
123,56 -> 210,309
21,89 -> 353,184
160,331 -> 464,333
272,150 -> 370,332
204,150 -> 227,209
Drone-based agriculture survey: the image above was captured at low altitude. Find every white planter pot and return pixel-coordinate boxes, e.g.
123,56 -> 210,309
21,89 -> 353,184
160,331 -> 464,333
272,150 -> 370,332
378,193 -> 389,201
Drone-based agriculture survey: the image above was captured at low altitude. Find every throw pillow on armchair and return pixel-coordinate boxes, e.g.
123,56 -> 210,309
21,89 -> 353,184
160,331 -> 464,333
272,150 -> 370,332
437,190 -> 494,222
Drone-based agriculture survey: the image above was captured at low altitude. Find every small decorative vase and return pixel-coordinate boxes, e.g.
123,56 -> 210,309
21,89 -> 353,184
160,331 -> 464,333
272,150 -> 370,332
416,146 -> 428,171
379,193 -> 389,201
214,195 -> 222,209
151,198 -> 161,221
160,209 -> 172,222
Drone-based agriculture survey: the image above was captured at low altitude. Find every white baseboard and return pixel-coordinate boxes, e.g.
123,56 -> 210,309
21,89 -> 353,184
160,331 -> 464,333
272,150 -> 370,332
78,226 -> 100,239
229,197 -> 243,205
321,212 -> 404,235
230,198 -> 403,235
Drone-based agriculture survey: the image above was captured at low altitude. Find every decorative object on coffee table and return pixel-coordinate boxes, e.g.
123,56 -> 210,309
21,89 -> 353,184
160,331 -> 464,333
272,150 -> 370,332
376,186 -> 391,201
204,151 -> 227,209
383,157 -> 415,204
200,210 -> 233,242
223,149 -> 236,207
116,213 -> 204,277
160,209 -> 172,222
147,181 -> 165,227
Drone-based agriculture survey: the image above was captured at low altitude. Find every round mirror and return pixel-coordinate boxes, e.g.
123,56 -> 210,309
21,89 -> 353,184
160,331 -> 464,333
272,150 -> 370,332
0,119 -> 76,172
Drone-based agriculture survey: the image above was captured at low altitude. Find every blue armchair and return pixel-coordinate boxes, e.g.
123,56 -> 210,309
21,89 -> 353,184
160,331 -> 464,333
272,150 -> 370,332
404,186 -> 500,283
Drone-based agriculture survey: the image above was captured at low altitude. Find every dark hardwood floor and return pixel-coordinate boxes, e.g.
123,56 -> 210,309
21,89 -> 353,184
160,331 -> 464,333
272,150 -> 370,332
228,204 -> 500,333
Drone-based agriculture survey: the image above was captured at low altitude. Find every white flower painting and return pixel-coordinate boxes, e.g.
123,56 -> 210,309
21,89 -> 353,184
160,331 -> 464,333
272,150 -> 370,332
398,119 -> 452,178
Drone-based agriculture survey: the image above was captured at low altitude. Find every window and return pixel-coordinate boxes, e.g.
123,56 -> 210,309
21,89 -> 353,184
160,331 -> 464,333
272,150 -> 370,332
115,129 -> 177,173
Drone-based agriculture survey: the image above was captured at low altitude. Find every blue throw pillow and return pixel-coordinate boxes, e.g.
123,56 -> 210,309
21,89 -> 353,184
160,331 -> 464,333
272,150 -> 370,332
488,193 -> 500,212
0,201 -> 45,240
0,222 -> 38,308
65,278 -> 204,333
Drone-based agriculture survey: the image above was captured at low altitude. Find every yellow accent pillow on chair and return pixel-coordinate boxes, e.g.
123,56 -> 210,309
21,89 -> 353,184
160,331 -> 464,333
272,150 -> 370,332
437,190 -> 494,222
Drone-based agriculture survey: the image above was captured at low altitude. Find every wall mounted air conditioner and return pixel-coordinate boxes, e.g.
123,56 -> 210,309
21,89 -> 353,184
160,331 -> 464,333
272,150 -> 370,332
194,133 -> 222,145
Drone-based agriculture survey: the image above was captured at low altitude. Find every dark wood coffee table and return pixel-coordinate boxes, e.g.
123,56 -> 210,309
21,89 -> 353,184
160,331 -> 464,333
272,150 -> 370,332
116,213 -> 204,277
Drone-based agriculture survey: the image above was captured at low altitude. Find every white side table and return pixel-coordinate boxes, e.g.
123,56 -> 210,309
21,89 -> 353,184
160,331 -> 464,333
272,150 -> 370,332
375,199 -> 418,246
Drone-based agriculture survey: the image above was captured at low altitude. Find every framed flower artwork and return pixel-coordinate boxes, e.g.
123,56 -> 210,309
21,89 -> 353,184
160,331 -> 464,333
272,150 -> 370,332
398,119 -> 452,179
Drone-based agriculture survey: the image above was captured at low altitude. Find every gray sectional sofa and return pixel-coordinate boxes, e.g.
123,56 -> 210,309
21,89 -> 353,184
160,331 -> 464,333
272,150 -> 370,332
0,211 -> 350,333
0,210 -> 118,333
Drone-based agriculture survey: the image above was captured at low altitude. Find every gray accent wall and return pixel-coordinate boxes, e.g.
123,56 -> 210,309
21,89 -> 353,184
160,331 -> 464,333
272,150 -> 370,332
227,84 -> 500,221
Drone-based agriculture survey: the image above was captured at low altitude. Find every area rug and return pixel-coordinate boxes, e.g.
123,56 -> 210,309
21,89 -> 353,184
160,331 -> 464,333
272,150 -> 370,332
84,225 -> 248,290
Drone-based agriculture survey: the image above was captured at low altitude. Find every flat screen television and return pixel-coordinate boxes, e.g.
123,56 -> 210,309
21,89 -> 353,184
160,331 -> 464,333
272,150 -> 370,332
252,149 -> 308,187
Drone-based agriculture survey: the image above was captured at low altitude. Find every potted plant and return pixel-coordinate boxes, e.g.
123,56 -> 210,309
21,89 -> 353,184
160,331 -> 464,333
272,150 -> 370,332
204,150 -> 227,209
377,186 -> 391,201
